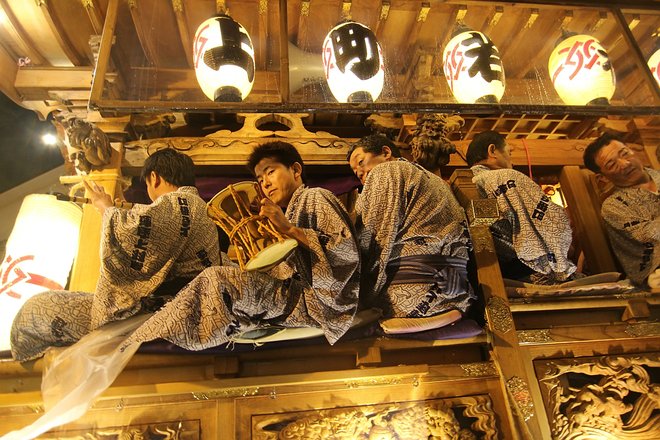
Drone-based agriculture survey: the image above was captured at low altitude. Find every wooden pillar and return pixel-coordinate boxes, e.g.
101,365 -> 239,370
61,145 -> 124,292
449,169 -> 549,440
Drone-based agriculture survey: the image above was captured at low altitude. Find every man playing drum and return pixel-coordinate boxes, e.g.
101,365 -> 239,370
347,134 -> 474,323
11,148 -> 220,361
120,141 -> 360,349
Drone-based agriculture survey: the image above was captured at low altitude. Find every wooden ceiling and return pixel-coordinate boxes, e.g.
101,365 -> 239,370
0,1 -> 659,142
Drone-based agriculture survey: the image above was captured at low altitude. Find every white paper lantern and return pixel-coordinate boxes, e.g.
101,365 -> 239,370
648,47 -> 660,88
0,195 -> 82,351
193,15 -> 255,102
548,34 -> 615,105
443,30 -> 506,103
322,21 -> 385,103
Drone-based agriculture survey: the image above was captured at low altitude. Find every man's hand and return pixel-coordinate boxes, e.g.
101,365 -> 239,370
259,198 -> 309,247
259,198 -> 294,235
83,179 -> 113,214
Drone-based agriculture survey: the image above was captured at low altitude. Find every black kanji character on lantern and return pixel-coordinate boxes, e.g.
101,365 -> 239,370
203,16 -> 255,81
330,22 -> 380,80
462,32 -> 504,83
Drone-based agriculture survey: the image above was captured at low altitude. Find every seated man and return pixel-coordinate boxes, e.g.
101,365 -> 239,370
348,134 -> 474,320
466,130 -> 577,284
11,148 -> 221,361
120,141 -> 360,349
583,133 -> 659,288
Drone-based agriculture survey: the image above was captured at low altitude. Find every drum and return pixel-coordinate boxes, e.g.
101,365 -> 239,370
207,181 -> 298,271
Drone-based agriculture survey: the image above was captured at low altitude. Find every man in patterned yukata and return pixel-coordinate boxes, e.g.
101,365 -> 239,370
347,134 -> 474,319
120,141 -> 360,350
583,133 -> 659,288
11,149 -> 220,361
466,131 -> 577,285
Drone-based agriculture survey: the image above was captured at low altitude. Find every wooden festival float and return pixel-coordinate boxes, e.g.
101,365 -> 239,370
0,1 -> 659,438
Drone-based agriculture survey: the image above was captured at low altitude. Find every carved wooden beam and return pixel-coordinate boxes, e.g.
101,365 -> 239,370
123,113 -> 353,169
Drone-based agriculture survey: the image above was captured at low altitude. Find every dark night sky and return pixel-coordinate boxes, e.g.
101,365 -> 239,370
0,92 -> 64,193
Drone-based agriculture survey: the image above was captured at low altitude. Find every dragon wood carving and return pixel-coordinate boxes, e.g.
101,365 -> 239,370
253,396 -> 497,439
540,355 -> 660,439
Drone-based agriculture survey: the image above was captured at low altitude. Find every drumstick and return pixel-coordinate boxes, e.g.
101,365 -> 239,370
51,192 -> 134,209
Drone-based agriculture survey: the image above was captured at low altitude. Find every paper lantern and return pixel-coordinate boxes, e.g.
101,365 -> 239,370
322,21 -> 385,103
193,15 -> 255,102
443,29 -> 506,103
0,195 -> 82,351
548,34 -> 615,105
648,47 -> 660,88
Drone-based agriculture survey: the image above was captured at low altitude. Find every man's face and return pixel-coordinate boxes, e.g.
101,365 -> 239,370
349,147 -> 389,184
492,142 -> 513,170
595,140 -> 646,188
254,157 -> 301,207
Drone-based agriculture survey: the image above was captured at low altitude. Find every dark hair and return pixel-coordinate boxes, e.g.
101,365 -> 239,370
247,141 -> 305,180
141,148 -> 195,187
466,130 -> 507,167
583,133 -> 621,173
346,134 -> 401,162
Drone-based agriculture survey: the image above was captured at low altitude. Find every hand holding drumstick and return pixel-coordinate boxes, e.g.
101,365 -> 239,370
82,179 -> 114,214
259,197 -> 309,247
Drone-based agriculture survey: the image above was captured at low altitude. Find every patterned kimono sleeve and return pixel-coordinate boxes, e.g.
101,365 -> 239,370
602,197 -> 660,284
355,166 -> 403,296
92,197 -> 187,326
293,189 -> 360,343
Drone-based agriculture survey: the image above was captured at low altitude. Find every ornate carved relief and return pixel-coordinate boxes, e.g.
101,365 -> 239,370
252,396 -> 497,439
123,113 -> 351,168
63,118 -> 113,173
192,387 -> 259,400
409,113 -> 464,172
624,322 -> 660,338
506,376 -> 535,422
364,113 -> 403,140
517,329 -> 554,344
130,113 -> 178,139
540,355 -> 660,439
460,362 -> 498,377
486,296 -> 513,334
35,419 -> 199,439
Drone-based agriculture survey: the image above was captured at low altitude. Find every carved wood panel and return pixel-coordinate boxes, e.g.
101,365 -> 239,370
535,354 -> 660,439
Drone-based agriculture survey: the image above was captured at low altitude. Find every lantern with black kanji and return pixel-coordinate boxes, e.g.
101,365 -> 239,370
193,15 -> 255,102
442,27 -> 506,104
322,21 -> 385,103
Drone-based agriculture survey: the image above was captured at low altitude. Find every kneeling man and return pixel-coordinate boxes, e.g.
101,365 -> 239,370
123,141 -> 360,349
348,134 -> 474,319
583,133 -> 659,288
467,130 -> 577,284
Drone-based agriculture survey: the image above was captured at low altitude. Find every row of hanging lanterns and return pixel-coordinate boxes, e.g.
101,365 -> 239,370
193,14 -> 656,106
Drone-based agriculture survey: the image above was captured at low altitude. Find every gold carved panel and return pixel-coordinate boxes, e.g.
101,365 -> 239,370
34,419 -> 200,439
538,354 -> 660,439
251,395 -> 497,439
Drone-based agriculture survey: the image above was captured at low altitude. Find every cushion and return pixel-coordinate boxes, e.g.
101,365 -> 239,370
379,309 -> 462,335
232,308 -> 383,345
